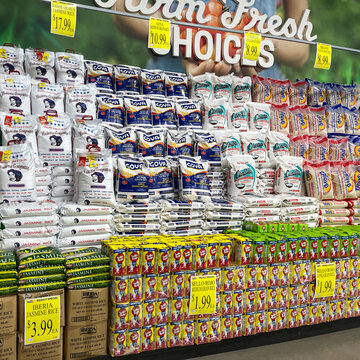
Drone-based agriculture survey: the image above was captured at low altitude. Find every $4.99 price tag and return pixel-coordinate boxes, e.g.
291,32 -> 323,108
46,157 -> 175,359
189,275 -> 216,315
314,43 -> 332,70
315,263 -> 336,298
243,32 -> 261,61
51,1 -> 77,38
25,296 -> 61,345
148,18 -> 171,51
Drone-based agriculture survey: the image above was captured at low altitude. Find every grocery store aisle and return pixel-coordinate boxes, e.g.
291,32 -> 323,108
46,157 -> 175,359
188,328 -> 360,360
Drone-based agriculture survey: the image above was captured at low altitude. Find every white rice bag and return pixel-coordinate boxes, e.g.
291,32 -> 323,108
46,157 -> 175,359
202,99 -> 228,130
247,102 -> 271,132
268,132 -> 290,167
61,203 -> 113,216
232,76 -> 251,104
73,119 -> 105,153
31,83 -> 64,115
59,234 -> 110,247
60,223 -> 111,238
0,46 -> 24,75
24,49 -> 55,84
65,84 -> 97,120
227,104 -> 248,132
55,52 -> 85,86
0,237 -> 57,250
0,226 -> 59,239
241,132 -> 269,168
0,215 -> 59,228
274,156 -> 303,195
214,130 -> 241,160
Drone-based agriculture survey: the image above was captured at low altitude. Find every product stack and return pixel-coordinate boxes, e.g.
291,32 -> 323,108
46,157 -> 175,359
51,166 -> 75,203
0,249 -> 17,296
319,199 -> 360,227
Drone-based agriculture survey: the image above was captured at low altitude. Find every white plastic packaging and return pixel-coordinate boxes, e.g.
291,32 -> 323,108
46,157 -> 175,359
60,203 -> 113,216
241,132 -> 269,168
190,73 -> 212,100
274,156 -> 304,195
24,49 -> 55,83
232,76 -> 251,104
247,102 -> 271,133
1,215 -> 59,229
0,46 -> 25,75
73,119 -> 105,153
31,83 -> 64,115
55,52 -> 85,86
202,99 -> 228,130
268,132 -> 290,167
214,130 -> 241,160
65,84 -> 97,120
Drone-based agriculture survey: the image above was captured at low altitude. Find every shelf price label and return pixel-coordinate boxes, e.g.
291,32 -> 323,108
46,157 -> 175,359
314,43 -> 332,70
25,296 -> 61,345
148,17 -> 171,51
189,275 -> 216,315
315,263 -> 336,298
243,32 -> 261,61
51,1 -> 77,38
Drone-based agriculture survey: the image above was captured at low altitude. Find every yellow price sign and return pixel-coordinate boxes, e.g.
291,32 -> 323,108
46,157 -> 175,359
51,1 -> 77,38
1,150 -> 11,162
315,263 -> 336,298
13,116 -> 22,123
87,155 -> 97,168
0,49 -> 7,59
24,296 -> 61,345
189,275 -> 216,315
314,43 -> 332,70
47,116 -> 55,123
148,17 -> 171,51
243,32 -> 261,61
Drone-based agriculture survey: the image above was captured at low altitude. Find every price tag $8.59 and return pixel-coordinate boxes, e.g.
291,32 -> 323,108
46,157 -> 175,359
314,43 -> 332,70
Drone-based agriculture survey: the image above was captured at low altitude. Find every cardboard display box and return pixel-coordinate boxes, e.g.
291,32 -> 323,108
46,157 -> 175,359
18,289 -> 65,332
64,321 -> 107,360
0,332 -> 16,360
18,328 -> 63,360
66,288 -> 108,326
0,295 -> 17,334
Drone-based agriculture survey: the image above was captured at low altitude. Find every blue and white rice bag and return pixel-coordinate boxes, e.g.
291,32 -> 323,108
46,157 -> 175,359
190,73 -> 213,100
165,72 -> 188,98
214,131 -> 241,160
140,69 -> 165,97
97,95 -> 124,127
178,156 -> 210,201
124,96 -> 151,127
203,99 -> 228,130
195,132 -> 221,167
116,156 -> 149,203
176,100 -> 202,129
232,76 -> 252,104
145,157 -> 174,200
167,130 -> 193,157
85,61 -> 114,94
114,64 -> 140,95
137,129 -> 165,157
227,104 -> 249,132
151,98 -> 176,128
213,75 -> 232,101
274,156 -> 303,195
104,125 -> 136,156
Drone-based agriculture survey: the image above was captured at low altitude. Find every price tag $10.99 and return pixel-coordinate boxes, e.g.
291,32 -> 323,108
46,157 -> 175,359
314,43 -> 332,70
315,263 -> 336,298
243,32 -> 261,61
51,1 -> 77,38
148,18 -> 170,51
25,296 -> 61,345
189,275 -> 216,315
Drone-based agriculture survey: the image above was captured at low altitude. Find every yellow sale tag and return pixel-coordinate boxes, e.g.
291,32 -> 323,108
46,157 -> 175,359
243,32 -> 261,61
25,296 -> 61,345
39,82 -> 47,88
47,116 -> 55,123
148,17 -> 171,50
189,275 -> 216,315
0,49 -> 7,59
314,43 -> 332,70
87,155 -> 97,168
315,263 -> 336,298
2,150 -> 11,161
13,116 -> 22,123
51,1 -> 77,38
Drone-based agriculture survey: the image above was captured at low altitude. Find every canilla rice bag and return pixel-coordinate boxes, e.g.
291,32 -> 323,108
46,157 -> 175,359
274,156 -> 304,195
304,161 -> 334,200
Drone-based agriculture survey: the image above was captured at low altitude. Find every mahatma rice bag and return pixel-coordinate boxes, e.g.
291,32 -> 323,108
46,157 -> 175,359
304,161 -> 334,200
241,132 -> 269,168
247,102 -> 271,133
178,156 -> 210,202
75,149 -> 116,207
226,155 -> 257,197
274,156 -> 303,195
116,156 -> 149,203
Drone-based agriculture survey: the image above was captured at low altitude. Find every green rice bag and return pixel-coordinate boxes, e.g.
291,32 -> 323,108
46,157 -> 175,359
0,286 -> 17,296
18,266 -> 65,278
0,278 -> 17,287
0,270 -> 18,279
61,247 -> 100,257
18,274 -> 66,285
18,282 -> 65,293
17,246 -> 61,255
66,273 -> 110,285
18,252 -> 65,269
66,280 -> 111,290
66,266 -> 111,278
65,253 -> 109,269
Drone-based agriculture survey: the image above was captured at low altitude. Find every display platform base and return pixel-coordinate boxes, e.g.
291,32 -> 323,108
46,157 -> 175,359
92,317 -> 360,360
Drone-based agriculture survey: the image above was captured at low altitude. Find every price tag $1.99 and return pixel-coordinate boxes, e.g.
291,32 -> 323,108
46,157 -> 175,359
148,17 -> 170,51
51,1 -> 77,38
189,275 -> 216,315
315,263 -> 336,298
243,32 -> 261,61
314,43 -> 332,70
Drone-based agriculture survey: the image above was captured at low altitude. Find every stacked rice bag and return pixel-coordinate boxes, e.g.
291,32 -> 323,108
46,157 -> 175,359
0,250 -> 17,295
280,196 -> 319,228
203,200 -> 244,234
0,202 -> 59,250
58,203 -> 113,247
159,200 -> 205,236
63,247 -> 111,290
319,200 -> 360,227
115,203 -> 162,236
17,246 -> 65,293
35,164 -> 52,202
51,165 -> 75,203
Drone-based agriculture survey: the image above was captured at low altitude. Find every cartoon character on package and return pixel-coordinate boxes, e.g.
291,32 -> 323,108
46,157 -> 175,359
168,322 -> 182,347
257,264 -> 268,288
291,262 -> 302,285
110,329 -> 126,356
354,297 -> 360,317
195,319 -> 209,344
245,289 -> 256,313
170,244 -> 182,272
170,297 -> 184,322
223,266 -> 235,291
233,290 -> 243,315
256,288 -> 267,312
233,315 -> 242,338
328,301 -> 337,322
234,266 -> 245,291
211,268 -> 221,292
301,260 -> 311,284
288,239 -> 297,262
278,286 -> 288,308
318,302 -> 327,324
157,273 -> 170,299
337,280 -> 347,300
267,310 -> 277,332
288,306 -> 298,329
143,273 -> 157,300
128,302 -> 142,329
142,326 -> 155,352
129,274 -> 142,302
194,243 -> 207,270
127,246 -> 141,274
156,299 -> 168,325
182,321 -> 194,346
222,291 -> 233,316
207,240 -> 218,268
347,298 -> 355,318
279,263 -> 290,286
221,316 -> 232,339
172,271 -> 185,297
298,305 -> 309,327
298,284 -> 309,306
157,245 -> 169,273
112,247 -> 126,276
127,328 -> 141,354
267,287 -> 278,310
241,241 -> 252,265
348,278 -> 358,298
219,240 -> 232,267
113,276 -> 128,303
142,246 -> 156,274
183,297 -> 194,321
208,317 -> 221,343
309,303 -> 319,325
340,259 -> 350,280
143,299 -> 156,326
288,285 -> 299,307
155,323 -> 167,350
182,243 -> 193,271
337,300 -> 346,320
113,303 -> 128,330
256,311 -> 266,334
243,312 -> 256,336
269,264 -> 280,287
349,257 -> 359,278
277,308 -> 287,330
246,265 -> 257,289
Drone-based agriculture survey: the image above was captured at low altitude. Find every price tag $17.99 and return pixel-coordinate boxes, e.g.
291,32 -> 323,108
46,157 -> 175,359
51,1 -> 77,38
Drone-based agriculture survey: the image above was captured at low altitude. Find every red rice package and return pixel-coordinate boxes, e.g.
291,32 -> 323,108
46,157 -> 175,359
270,104 -> 290,134
271,79 -> 290,106
309,107 -> 327,136
289,81 -> 307,106
304,161 -> 334,200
